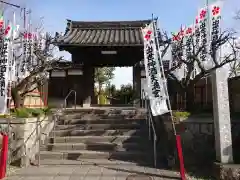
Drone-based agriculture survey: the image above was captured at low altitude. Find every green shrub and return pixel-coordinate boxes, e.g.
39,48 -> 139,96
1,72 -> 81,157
11,107 -> 52,118
27,108 -> 44,117
0,114 -> 10,118
99,94 -> 106,105
14,108 -> 31,118
173,111 -> 191,119
42,107 -> 52,115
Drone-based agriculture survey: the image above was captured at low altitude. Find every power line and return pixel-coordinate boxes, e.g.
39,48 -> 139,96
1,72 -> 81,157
0,1 -> 28,30
0,0 -> 20,8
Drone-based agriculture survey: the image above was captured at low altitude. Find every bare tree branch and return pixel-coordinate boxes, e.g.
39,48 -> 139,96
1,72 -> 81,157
157,27 -> 239,96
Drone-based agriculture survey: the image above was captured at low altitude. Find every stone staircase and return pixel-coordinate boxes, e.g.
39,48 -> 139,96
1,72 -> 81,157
39,107 -> 155,166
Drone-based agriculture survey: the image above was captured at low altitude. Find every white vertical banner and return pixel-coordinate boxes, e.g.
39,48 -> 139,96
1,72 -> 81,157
11,12 -> 16,82
25,30 -> 31,76
0,23 -> 12,114
10,13 -> 21,82
198,6 -> 211,69
193,16 -> 201,76
184,25 -> 196,79
37,32 -> 45,67
180,26 -> 187,63
180,25 -> 190,79
209,1 -> 222,62
5,23 -> 13,83
16,34 -> 23,80
141,22 -> 169,116
20,30 -> 29,79
26,31 -> 34,72
14,30 -> 22,82
171,29 -> 186,80
171,32 -> 180,69
32,32 -> 39,67
185,26 -> 194,56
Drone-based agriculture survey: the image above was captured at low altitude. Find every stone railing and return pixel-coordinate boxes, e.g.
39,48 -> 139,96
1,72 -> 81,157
0,115 -> 54,167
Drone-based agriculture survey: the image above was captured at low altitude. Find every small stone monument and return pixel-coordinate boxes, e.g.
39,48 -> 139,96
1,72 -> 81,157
212,67 -> 233,163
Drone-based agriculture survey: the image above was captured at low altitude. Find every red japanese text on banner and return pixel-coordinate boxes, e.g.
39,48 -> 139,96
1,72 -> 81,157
141,22 -> 169,116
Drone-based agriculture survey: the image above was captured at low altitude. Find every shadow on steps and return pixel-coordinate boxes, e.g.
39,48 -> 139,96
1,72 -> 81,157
41,108 -> 170,169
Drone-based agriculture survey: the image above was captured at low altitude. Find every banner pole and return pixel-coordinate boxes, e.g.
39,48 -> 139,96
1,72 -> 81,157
153,16 -> 186,180
0,133 -> 9,179
152,17 -> 177,135
176,135 -> 186,180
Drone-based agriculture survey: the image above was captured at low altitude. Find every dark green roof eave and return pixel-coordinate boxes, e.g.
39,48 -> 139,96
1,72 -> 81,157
56,19 -> 152,46
56,43 -> 144,48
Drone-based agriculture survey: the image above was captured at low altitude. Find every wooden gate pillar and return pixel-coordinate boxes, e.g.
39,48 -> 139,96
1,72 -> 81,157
82,65 -> 95,107
133,64 -> 141,107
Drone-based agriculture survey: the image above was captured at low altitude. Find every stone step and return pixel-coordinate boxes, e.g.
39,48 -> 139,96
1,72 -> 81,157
45,135 -> 142,144
59,116 -> 143,123
58,118 -> 145,125
60,114 -> 125,121
38,150 -> 153,161
54,123 -> 141,130
37,159 -> 152,166
41,142 -> 149,151
63,108 -> 138,115
99,115 -> 145,120
49,129 -> 143,137
61,113 -> 146,120
63,109 -> 106,114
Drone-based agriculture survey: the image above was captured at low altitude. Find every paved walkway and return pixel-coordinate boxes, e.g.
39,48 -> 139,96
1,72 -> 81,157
4,164 -> 181,180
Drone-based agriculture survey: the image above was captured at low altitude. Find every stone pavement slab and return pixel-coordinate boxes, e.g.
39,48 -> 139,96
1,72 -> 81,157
4,165 -> 181,180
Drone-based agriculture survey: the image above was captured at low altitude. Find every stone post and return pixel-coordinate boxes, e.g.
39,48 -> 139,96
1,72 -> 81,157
82,66 -> 94,108
211,67 -> 233,163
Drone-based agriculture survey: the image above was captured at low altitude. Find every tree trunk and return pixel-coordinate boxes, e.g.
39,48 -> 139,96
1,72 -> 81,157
11,88 -> 23,109
185,85 -> 195,112
98,83 -> 102,95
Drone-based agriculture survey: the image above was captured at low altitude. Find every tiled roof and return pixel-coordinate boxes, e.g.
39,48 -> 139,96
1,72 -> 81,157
56,20 -> 152,46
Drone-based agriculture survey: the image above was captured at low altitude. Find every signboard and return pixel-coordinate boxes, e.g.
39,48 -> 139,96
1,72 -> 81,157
142,22 -> 169,116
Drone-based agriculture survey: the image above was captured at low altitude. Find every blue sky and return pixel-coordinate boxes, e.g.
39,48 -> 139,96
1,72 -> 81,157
6,0 -> 240,88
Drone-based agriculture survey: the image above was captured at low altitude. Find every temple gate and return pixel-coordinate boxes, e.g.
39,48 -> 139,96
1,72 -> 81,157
49,19 -> 152,107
